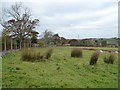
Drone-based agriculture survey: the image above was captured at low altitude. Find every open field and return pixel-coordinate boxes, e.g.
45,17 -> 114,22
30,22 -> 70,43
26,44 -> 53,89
2,47 -> 118,88
64,46 -> 118,51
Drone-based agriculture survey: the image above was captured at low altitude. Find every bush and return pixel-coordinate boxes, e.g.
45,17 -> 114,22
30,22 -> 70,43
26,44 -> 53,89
45,48 -> 53,59
38,41 -> 45,47
71,48 -> 83,57
104,53 -> 115,64
90,52 -> 100,65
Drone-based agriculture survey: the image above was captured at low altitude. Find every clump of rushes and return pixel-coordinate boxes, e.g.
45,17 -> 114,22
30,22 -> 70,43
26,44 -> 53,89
71,48 -> 83,57
104,53 -> 115,64
21,48 -> 31,61
45,48 -> 53,59
21,48 -> 52,61
21,49 -> 39,61
90,51 -> 100,65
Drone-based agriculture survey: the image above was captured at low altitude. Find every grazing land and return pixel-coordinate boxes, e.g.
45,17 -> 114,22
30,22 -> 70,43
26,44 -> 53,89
2,47 -> 118,88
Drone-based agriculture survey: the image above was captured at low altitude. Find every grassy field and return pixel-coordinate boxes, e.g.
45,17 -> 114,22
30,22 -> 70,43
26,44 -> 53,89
2,47 -> 118,88
66,46 -> 118,51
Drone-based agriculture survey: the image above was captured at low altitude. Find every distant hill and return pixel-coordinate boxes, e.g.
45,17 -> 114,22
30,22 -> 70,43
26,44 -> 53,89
67,37 -> 119,47
101,38 -> 118,45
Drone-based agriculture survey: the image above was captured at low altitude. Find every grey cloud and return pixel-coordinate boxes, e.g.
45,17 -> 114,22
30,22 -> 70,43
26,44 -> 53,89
0,1 -> 118,39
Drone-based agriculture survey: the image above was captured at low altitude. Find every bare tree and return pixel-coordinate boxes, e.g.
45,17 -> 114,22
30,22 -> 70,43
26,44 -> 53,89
0,3 -> 39,49
42,29 -> 54,46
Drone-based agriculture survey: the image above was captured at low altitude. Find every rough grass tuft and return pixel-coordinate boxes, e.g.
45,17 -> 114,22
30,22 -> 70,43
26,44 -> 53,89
21,48 -> 53,61
45,48 -> 53,59
90,51 -> 100,65
104,53 -> 115,64
71,48 -> 83,57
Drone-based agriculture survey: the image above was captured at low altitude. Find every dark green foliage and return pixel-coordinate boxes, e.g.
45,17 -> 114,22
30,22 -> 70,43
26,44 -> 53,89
31,36 -> 37,43
71,48 -> 83,57
45,48 -> 53,59
38,41 -> 45,47
104,53 -> 115,64
90,52 -> 100,65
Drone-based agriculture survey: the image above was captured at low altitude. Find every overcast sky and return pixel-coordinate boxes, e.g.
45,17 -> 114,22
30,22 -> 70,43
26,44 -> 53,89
0,0 -> 119,39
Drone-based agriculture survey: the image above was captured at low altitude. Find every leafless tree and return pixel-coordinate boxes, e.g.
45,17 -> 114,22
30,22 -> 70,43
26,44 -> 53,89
0,3 -> 39,50
42,29 -> 54,46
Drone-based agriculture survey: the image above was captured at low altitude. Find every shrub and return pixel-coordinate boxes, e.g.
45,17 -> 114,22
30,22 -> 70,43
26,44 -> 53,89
90,52 -> 100,65
104,53 -> 115,64
38,41 -> 45,47
45,48 -> 53,59
71,48 -> 83,57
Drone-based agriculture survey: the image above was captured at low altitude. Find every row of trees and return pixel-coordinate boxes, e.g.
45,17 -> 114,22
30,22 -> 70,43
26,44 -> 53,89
41,30 -> 66,47
0,3 -> 39,52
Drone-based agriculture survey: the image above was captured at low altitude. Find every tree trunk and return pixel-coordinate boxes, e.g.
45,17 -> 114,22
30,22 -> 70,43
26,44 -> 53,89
10,38 -> 13,50
24,42 -> 26,48
15,40 -> 17,50
4,36 -> 7,53
20,40 -> 22,50
29,40 -> 31,48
